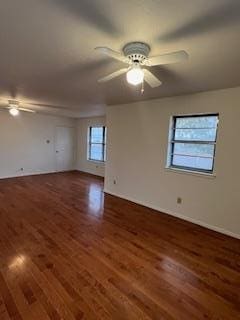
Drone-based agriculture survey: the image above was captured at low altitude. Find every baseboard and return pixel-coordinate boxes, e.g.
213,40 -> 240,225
76,169 -> 105,178
104,189 -> 240,240
76,170 -> 104,180
0,169 -> 75,180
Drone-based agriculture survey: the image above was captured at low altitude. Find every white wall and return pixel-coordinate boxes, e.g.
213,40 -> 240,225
0,111 -> 76,179
76,117 -> 106,177
105,86 -> 240,238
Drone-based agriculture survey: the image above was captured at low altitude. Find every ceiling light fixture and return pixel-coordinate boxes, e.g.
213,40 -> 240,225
126,64 -> 144,86
9,107 -> 20,116
96,42 -> 188,89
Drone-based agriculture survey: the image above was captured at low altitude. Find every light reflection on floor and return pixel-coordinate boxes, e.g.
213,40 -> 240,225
9,254 -> 26,270
87,183 -> 104,216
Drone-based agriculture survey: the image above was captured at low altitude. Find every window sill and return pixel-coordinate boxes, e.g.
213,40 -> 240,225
165,166 -> 216,179
87,159 -> 105,164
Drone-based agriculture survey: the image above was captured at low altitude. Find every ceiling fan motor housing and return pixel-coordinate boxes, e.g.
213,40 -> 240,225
123,42 -> 150,65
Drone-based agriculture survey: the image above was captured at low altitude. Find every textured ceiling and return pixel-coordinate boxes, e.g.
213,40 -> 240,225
0,0 -> 240,117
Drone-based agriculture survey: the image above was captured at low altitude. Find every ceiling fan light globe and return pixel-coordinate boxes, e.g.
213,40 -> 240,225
126,67 -> 144,86
9,108 -> 19,116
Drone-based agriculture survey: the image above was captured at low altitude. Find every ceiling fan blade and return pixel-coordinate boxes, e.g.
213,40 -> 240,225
0,100 -> 17,110
148,50 -> 188,66
19,107 -> 36,113
98,68 -> 128,83
95,47 -> 127,63
143,69 -> 162,88
25,102 -> 72,110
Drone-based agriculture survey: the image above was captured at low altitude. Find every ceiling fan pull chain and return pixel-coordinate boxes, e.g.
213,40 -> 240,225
141,81 -> 145,95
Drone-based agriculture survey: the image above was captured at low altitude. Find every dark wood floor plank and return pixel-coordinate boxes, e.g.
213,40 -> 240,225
0,271 -> 23,320
0,291 -> 11,320
0,171 -> 239,319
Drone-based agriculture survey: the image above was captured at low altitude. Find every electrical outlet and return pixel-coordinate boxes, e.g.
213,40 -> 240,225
113,179 -> 117,185
20,168 -> 24,171
177,197 -> 182,204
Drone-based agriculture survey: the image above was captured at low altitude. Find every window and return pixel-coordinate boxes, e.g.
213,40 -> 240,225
88,126 -> 106,162
168,114 -> 219,173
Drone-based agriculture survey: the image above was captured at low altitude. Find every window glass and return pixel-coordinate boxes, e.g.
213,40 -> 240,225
91,127 -> 104,143
169,114 -> 219,173
88,126 -> 106,162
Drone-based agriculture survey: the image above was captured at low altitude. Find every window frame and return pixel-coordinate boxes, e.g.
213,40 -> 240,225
168,113 -> 219,174
88,126 -> 106,162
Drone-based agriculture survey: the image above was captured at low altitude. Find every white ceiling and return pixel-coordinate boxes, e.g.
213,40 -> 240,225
0,0 -> 240,117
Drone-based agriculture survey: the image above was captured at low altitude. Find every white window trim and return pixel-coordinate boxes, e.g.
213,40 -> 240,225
166,113 -> 219,175
87,126 -> 106,162
165,166 -> 216,178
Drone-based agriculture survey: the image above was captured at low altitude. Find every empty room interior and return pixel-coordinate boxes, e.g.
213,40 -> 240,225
0,1 -> 240,319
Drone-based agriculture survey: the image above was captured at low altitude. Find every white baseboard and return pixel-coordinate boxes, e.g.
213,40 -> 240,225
76,168 -> 105,178
0,169 -> 74,180
104,189 -> 240,240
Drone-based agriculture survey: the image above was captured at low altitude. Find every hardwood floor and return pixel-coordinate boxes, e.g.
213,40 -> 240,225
0,171 -> 239,320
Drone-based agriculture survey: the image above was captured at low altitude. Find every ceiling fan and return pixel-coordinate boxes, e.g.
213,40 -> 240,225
0,99 -> 75,116
95,42 -> 189,89
0,100 -> 36,116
